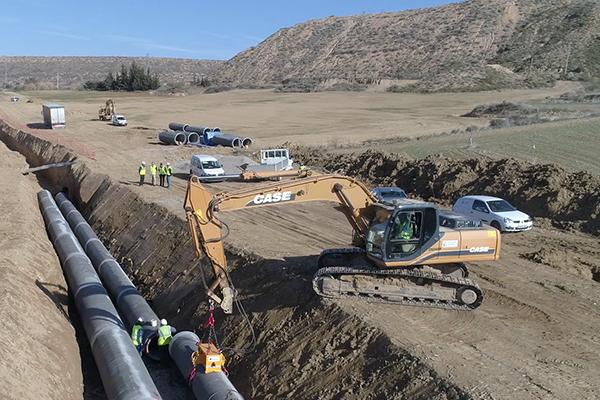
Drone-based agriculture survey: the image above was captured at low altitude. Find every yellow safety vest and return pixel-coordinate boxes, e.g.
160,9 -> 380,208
159,166 -> 166,175
157,325 -> 172,346
131,324 -> 142,346
166,166 -> 172,176
150,165 -> 157,176
139,166 -> 146,176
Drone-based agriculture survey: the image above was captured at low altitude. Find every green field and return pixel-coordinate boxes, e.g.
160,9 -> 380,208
359,117 -> 600,175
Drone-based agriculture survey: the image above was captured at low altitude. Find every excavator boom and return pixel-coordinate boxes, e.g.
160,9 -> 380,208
184,174 -> 376,312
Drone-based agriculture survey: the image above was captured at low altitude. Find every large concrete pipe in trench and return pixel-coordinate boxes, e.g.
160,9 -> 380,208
169,331 -> 244,400
53,193 -> 245,400
158,130 -> 186,145
38,190 -> 161,400
168,122 -> 189,132
184,132 -> 201,145
212,133 -> 242,148
54,193 -> 159,339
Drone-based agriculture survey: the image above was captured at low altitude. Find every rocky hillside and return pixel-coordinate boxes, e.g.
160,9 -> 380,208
217,0 -> 600,92
0,56 -> 223,89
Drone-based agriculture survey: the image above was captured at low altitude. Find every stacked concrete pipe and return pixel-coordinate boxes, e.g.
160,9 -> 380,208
38,190 -> 161,400
169,332 -> 244,400
158,130 -> 186,145
185,125 -> 212,135
168,122 -> 189,132
211,133 -> 242,148
184,132 -> 201,145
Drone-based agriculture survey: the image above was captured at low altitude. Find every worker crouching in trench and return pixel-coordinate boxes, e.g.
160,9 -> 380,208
144,319 -> 176,361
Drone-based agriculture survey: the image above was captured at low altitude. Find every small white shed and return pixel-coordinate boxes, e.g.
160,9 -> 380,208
42,103 -> 66,129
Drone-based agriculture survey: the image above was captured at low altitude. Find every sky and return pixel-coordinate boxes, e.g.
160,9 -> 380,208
0,0 -> 460,60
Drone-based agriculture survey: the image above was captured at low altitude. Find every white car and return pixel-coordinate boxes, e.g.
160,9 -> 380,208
190,155 -> 225,179
111,114 -> 128,126
453,195 -> 533,232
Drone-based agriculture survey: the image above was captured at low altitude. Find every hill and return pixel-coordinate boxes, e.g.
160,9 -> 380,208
0,56 -> 223,90
217,0 -> 600,92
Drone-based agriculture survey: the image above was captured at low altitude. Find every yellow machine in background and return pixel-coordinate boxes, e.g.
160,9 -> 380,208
98,99 -> 115,121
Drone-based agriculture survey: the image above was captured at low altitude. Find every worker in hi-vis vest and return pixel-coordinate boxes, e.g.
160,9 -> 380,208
165,163 -> 173,189
159,162 -> 165,187
157,319 -> 173,347
131,317 -> 144,354
138,162 -> 146,186
150,162 -> 158,186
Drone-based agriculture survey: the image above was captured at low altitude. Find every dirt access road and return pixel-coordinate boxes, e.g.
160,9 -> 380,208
1,84 -> 599,399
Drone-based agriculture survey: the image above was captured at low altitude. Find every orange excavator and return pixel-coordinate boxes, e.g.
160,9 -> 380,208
184,174 -> 500,314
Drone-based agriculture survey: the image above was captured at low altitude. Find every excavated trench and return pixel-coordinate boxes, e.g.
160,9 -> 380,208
1,120 -> 469,399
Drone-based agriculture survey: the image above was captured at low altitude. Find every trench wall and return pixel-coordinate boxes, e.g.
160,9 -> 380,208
1,119 -> 469,400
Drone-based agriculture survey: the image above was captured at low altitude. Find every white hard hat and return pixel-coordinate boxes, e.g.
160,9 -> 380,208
141,161 -> 146,165
166,162 -> 171,166
160,319 -> 167,326
151,319 -> 158,327
137,317 -> 143,323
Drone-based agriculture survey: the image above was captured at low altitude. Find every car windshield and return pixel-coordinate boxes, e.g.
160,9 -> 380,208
487,200 -> 515,212
376,189 -> 406,198
117,117 -> 125,120
201,161 -> 221,169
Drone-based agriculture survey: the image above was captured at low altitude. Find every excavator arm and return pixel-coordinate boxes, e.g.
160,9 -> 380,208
184,174 -> 377,313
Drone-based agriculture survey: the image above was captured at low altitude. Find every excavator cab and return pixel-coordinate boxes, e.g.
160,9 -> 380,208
366,205 -> 439,262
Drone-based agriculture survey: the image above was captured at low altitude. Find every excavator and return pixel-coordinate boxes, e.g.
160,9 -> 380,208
184,174 -> 500,314
98,99 -> 115,121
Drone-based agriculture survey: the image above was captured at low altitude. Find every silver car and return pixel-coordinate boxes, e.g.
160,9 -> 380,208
371,187 -> 407,206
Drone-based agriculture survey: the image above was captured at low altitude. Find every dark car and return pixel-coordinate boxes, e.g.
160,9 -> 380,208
371,187 -> 407,206
438,210 -> 483,229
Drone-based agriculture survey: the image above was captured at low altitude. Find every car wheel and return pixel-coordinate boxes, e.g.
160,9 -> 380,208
490,221 -> 502,231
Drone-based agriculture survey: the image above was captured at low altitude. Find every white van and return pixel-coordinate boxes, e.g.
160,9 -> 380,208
260,149 -> 293,170
190,155 -> 225,179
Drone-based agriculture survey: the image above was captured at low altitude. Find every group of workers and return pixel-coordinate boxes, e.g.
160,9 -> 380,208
130,317 -> 174,354
138,161 -> 173,188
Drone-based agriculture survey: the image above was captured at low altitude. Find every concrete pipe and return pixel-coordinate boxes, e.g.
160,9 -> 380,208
185,132 -> 201,145
203,130 -> 217,146
240,137 -> 253,148
212,133 -> 242,148
168,122 -> 189,132
159,130 -> 186,146
212,127 -> 221,133
38,190 -> 161,400
169,331 -> 243,400
185,125 -> 212,135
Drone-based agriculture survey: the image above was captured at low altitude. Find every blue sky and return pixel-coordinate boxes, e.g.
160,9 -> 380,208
0,0 -> 460,60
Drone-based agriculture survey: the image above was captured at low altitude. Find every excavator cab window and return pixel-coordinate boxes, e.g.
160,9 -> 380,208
385,208 -> 437,259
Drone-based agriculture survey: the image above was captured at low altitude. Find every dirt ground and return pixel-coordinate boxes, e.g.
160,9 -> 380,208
0,141 -> 83,399
11,81 -> 577,148
1,84 -> 599,399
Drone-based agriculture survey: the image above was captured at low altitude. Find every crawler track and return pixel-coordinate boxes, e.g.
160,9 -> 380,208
313,248 -> 483,311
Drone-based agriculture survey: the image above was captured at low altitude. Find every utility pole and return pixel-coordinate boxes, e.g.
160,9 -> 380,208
56,72 -> 59,90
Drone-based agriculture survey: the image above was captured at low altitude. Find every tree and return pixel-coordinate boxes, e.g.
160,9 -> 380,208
82,62 -> 161,91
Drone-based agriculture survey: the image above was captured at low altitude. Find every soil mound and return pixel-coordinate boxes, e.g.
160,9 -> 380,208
292,147 -> 600,235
